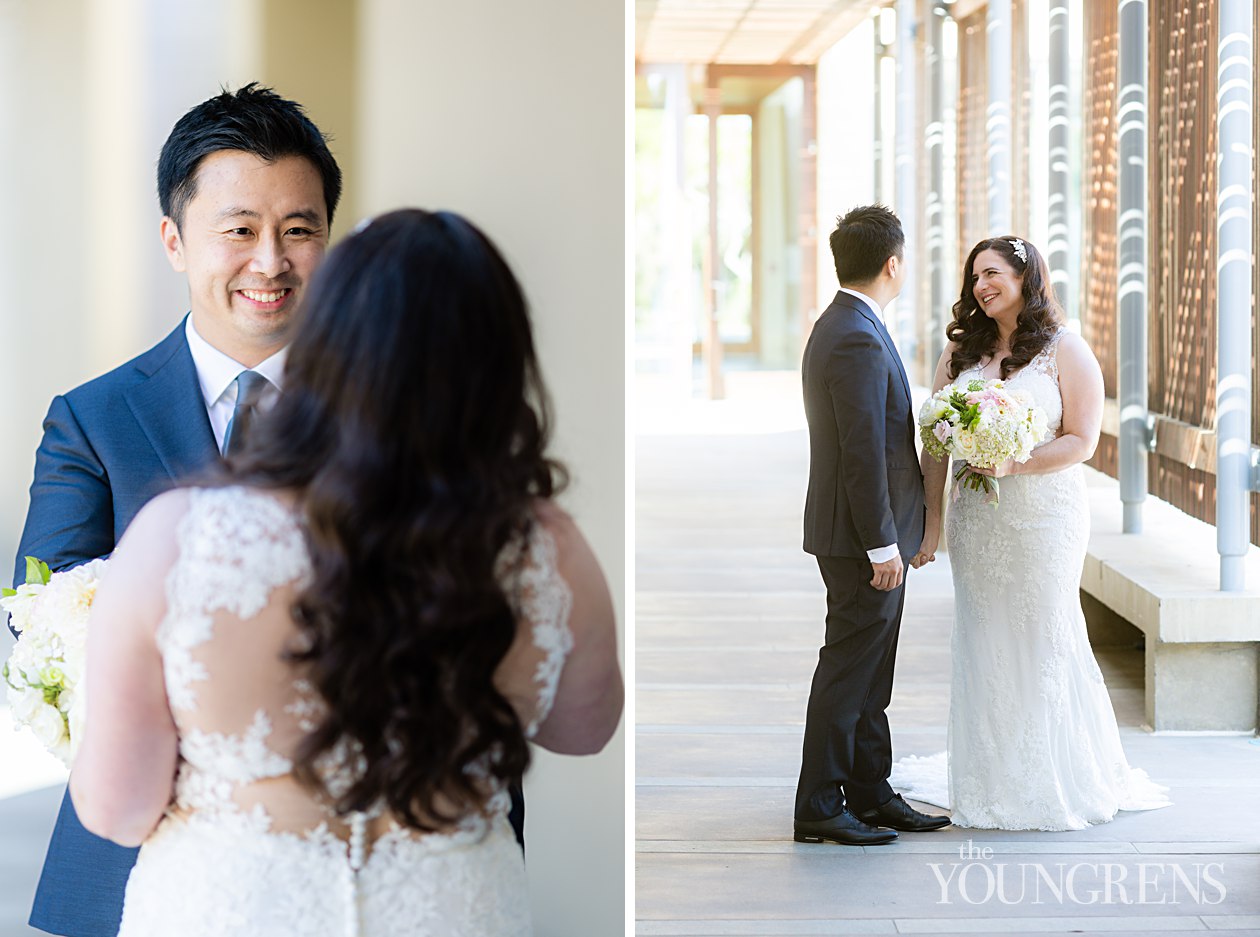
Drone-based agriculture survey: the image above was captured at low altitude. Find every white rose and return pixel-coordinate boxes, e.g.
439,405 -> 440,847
26,699 -> 68,752
35,560 -> 105,636
8,683 -> 45,722
953,428 -> 979,462
918,397 -> 945,426
0,582 -> 44,635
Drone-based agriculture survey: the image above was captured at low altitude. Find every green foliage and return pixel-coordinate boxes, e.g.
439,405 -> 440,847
24,557 -> 51,587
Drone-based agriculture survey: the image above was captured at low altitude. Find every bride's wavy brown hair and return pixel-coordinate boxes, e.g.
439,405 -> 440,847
946,236 -> 1064,380
228,208 -> 565,829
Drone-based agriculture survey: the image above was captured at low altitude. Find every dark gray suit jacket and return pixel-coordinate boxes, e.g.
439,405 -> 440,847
802,291 -> 925,562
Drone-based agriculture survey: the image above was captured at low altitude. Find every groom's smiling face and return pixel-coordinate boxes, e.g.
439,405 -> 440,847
160,149 -> 329,366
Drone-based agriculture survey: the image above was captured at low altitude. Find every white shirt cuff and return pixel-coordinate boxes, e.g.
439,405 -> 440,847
866,544 -> 899,564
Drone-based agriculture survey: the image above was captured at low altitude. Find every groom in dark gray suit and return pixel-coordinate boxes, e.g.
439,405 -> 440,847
794,205 -> 948,845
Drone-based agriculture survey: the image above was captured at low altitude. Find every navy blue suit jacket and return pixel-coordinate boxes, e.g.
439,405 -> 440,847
14,320 -> 217,937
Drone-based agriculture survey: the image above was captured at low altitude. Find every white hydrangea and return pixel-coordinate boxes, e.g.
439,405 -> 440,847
2,557 -> 108,767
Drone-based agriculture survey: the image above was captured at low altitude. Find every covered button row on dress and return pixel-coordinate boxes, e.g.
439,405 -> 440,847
343,811 -> 368,937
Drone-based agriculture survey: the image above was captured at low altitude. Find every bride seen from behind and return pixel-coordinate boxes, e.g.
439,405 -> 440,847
897,235 -> 1170,831
68,208 -> 624,935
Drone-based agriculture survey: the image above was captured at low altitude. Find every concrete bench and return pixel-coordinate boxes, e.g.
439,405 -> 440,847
1079,466 -> 1260,732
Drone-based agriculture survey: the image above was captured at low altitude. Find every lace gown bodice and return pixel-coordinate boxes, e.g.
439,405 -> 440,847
118,486 -> 573,937
891,331 -> 1169,830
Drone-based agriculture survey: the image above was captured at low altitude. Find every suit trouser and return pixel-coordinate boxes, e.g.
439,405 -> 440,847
795,553 -> 905,821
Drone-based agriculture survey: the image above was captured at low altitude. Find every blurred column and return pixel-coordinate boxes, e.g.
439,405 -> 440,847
892,0 -> 917,360
873,13 -> 885,201
655,65 -> 696,398
924,0 -> 947,368
703,76 -> 726,400
986,0 -> 1012,233
1046,0 -> 1071,310
256,0 -> 360,233
84,0 -> 150,371
0,0 -> 24,578
799,69 -> 819,357
1215,0 -> 1254,590
1117,0 -> 1149,533
0,1 -> 93,577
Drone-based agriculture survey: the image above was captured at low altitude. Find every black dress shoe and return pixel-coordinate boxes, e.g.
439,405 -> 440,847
793,808 -> 899,845
855,794 -> 951,832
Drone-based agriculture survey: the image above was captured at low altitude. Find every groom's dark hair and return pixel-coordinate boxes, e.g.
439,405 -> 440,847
157,82 -> 342,228
830,204 -> 904,285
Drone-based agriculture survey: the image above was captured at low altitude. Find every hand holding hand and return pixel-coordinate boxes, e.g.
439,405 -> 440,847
911,530 -> 939,569
870,554 -> 904,591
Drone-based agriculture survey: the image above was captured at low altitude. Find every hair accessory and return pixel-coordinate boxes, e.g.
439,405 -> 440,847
1009,238 -> 1028,264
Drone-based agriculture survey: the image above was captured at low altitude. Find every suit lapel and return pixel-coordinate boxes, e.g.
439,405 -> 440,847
124,323 -> 218,480
841,293 -> 913,405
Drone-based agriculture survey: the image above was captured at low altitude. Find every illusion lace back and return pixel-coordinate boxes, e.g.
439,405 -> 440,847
891,331 -> 1170,830
117,486 -> 574,937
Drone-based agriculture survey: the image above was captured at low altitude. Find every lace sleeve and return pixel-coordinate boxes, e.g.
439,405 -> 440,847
498,523 -> 575,737
1041,327 -> 1068,382
157,486 -> 310,712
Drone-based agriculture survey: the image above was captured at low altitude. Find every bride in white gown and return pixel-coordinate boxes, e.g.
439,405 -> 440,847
68,209 -> 623,935
896,235 -> 1169,831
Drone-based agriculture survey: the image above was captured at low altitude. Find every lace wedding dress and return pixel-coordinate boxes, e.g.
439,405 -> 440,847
891,331 -> 1170,830
117,486 -> 573,936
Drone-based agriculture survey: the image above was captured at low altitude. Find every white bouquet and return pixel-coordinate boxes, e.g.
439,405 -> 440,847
2,557 -> 107,766
918,378 -> 1049,505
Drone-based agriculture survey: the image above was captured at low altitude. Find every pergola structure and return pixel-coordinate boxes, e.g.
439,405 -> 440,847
636,0 -> 1257,583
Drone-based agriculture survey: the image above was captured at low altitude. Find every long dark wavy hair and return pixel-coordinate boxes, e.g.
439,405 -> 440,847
945,236 -> 1064,380
228,208 -> 566,829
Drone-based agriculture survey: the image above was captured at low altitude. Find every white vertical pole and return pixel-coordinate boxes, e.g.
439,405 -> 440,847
925,0 -> 947,367
1216,0 -> 1254,590
1047,0 -> 1071,309
874,12 -> 886,202
1117,0 -> 1149,534
987,0 -> 1013,233
894,0 -> 918,361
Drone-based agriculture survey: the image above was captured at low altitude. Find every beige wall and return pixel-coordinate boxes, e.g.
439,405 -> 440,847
1,3 -> 625,934
357,3 -> 625,932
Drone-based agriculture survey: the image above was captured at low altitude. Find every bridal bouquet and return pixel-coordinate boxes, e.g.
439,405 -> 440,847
918,378 -> 1048,505
2,557 -> 106,766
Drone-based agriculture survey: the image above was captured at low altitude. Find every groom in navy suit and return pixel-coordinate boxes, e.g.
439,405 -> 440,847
794,205 -> 948,846
12,84 -> 341,937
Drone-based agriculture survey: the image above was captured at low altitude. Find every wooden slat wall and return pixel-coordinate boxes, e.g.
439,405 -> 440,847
965,0 -> 1257,545
1149,0 -> 1216,429
1075,0 -> 1258,545
1148,0 -> 1226,535
1081,0 -> 1120,410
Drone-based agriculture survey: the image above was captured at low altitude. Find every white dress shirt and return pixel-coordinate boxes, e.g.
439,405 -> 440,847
184,317 -> 287,453
837,286 -> 900,565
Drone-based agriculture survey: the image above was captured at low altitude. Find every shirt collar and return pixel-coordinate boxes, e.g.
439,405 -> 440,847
837,286 -> 884,320
185,315 -> 288,408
